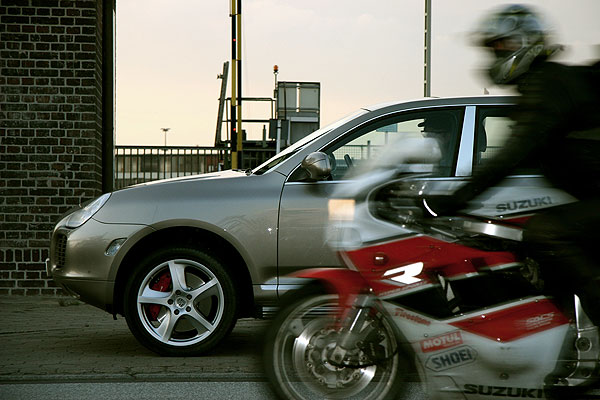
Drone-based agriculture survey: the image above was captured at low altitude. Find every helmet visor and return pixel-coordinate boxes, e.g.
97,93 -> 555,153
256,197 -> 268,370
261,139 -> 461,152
489,36 -> 523,58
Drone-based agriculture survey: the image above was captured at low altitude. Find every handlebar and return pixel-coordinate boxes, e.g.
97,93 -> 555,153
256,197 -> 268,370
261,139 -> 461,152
373,179 -> 524,242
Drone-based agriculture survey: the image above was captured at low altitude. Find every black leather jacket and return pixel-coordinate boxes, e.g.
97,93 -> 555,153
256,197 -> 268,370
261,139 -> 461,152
450,60 -> 600,209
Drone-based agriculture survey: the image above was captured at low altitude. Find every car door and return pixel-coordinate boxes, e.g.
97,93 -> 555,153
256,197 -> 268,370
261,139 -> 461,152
277,106 -> 468,282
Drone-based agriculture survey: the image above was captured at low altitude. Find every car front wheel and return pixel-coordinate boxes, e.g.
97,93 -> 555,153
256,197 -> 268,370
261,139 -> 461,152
123,247 -> 237,356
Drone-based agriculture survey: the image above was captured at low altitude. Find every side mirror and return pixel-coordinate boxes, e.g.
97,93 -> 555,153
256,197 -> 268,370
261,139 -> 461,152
301,152 -> 332,181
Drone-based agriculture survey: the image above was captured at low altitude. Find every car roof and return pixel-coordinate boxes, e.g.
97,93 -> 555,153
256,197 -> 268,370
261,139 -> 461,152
362,95 -> 516,113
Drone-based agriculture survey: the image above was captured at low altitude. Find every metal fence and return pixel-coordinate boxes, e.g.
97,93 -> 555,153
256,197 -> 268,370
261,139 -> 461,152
337,143 -> 383,161
114,146 -> 275,189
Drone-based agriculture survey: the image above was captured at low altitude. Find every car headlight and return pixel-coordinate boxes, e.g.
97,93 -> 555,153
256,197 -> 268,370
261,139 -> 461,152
65,193 -> 111,228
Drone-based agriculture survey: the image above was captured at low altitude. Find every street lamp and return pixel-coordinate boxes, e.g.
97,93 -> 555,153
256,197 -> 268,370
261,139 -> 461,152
424,0 -> 432,97
161,128 -> 170,147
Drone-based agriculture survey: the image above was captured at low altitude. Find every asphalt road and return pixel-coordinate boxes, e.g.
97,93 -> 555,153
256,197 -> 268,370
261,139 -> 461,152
0,296 -> 270,381
1,296 -> 598,400
0,381 -> 278,400
0,296 -> 429,400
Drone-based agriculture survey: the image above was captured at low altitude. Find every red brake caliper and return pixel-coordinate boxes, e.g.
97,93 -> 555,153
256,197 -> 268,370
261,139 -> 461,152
148,271 -> 172,320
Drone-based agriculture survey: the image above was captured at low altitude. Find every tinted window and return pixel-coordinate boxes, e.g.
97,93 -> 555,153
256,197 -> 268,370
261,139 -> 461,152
475,107 -> 541,174
321,108 -> 465,180
253,109 -> 367,175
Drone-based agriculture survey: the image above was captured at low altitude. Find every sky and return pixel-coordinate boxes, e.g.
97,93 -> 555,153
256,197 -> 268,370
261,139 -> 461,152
115,0 -> 600,147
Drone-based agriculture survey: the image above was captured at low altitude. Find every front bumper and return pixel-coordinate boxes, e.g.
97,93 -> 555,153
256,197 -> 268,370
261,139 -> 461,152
48,217 -> 153,311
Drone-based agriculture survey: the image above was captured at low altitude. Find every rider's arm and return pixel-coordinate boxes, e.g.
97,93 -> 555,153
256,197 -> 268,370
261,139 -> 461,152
441,62 -> 573,213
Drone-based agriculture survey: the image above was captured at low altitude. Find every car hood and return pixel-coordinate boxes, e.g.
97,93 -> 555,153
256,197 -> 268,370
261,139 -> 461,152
92,169 -> 285,226
133,169 -> 247,187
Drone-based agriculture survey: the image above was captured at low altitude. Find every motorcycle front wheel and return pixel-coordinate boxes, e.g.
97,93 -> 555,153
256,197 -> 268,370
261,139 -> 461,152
264,285 -> 408,400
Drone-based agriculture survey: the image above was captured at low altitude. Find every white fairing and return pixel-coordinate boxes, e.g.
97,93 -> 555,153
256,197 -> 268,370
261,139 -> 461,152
381,298 -> 572,400
327,176 -> 577,252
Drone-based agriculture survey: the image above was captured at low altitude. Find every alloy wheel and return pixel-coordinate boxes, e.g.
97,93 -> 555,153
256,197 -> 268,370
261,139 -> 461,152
136,258 -> 225,346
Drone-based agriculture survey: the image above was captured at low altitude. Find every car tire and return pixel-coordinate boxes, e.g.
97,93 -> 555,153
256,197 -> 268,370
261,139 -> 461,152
123,246 -> 237,356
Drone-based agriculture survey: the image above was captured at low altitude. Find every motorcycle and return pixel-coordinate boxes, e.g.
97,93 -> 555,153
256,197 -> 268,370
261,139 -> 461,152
263,146 -> 600,400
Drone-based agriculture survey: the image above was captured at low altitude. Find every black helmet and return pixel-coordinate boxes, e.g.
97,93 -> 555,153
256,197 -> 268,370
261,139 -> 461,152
474,4 -> 558,84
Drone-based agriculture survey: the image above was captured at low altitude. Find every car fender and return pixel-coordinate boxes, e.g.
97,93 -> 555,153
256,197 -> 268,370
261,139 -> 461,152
149,218 -> 251,263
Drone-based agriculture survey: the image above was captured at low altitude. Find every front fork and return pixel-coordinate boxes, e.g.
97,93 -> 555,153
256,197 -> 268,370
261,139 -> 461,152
330,293 -> 381,365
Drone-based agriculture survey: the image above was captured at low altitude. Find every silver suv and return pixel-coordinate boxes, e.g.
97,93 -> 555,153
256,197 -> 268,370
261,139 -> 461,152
48,96 -> 574,356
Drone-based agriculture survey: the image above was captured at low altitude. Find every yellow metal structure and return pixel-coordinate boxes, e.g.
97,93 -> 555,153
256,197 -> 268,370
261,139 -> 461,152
231,0 -> 243,169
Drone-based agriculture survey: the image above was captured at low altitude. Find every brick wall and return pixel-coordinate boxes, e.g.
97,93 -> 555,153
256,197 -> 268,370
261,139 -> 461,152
0,0 -> 108,295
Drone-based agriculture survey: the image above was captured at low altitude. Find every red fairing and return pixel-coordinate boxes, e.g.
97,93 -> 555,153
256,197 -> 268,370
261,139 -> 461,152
449,298 -> 570,342
292,268 -> 369,308
502,215 -> 533,226
343,236 -> 518,297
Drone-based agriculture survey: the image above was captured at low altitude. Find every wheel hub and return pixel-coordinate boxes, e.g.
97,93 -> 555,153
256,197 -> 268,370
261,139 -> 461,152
176,296 -> 188,308
300,327 -> 369,390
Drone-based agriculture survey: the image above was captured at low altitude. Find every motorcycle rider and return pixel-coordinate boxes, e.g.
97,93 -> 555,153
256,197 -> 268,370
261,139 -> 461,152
427,5 -> 600,327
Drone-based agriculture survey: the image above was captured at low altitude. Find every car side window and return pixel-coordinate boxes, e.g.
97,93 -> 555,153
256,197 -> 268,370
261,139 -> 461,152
323,108 -> 464,180
475,107 -> 541,174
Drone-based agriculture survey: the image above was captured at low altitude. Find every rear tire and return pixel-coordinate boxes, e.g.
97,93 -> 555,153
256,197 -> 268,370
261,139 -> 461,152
124,247 -> 237,356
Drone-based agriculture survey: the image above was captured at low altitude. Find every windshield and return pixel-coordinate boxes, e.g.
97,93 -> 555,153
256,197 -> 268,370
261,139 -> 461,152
252,109 -> 367,175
